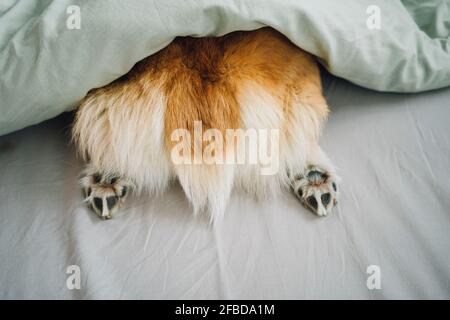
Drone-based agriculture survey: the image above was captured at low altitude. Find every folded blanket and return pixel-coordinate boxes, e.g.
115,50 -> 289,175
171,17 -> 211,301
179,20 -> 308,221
1,0 -> 449,136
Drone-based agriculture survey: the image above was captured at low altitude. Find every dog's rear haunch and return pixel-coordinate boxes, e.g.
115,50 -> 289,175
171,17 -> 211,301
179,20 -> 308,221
72,27 -> 339,222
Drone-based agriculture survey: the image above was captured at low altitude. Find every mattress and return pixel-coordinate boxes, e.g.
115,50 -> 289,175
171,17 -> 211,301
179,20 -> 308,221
0,72 -> 449,299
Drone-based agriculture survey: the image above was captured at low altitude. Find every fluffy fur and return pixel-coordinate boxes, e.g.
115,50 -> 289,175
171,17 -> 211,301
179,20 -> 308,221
72,27 -> 338,222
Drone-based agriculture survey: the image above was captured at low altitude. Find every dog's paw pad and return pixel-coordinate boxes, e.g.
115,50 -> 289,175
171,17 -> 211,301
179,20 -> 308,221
291,166 -> 338,217
80,172 -> 130,220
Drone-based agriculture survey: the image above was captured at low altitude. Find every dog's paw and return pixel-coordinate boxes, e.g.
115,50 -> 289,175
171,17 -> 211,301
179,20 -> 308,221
80,172 -> 131,220
291,165 -> 338,217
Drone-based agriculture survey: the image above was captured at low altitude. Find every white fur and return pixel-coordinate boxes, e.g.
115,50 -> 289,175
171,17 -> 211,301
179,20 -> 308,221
74,82 -> 333,223
74,85 -> 173,195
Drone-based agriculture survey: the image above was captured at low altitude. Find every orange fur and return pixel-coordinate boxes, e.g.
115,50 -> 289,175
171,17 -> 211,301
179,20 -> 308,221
97,27 -> 327,152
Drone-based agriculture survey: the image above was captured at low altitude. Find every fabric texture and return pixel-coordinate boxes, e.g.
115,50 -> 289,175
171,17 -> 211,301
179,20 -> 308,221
1,0 -> 450,136
0,72 -> 449,299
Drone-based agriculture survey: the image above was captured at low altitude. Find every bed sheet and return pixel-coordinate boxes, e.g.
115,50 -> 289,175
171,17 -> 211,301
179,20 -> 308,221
0,73 -> 449,299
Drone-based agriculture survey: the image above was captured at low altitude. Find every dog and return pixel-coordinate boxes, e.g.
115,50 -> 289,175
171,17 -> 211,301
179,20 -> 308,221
72,27 -> 339,222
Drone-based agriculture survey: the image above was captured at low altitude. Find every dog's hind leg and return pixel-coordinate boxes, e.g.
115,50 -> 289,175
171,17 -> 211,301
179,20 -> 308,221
79,164 -> 133,220
290,145 -> 339,217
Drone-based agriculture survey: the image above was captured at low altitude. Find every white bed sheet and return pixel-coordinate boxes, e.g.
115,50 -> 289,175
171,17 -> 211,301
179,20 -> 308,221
0,73 -> 449,299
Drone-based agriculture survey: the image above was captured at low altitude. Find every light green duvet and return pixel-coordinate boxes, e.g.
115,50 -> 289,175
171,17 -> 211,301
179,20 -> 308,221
0,0 -> 449,136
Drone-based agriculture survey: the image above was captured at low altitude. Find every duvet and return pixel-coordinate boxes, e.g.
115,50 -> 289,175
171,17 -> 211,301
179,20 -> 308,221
0,0 -> 449,136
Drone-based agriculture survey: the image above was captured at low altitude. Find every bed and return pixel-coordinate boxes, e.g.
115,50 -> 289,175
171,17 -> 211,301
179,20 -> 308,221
1,71 -> 449,299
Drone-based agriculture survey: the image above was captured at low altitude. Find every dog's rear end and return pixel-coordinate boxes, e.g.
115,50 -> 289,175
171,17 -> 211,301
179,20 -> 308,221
72,27 -> 338,221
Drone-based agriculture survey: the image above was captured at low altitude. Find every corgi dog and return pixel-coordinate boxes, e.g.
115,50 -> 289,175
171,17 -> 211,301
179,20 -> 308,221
72,27 -> 338,222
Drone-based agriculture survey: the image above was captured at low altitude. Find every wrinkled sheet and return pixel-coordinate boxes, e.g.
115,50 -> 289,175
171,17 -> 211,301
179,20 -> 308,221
2,0 -> 450,136
1,72 -> 449,299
